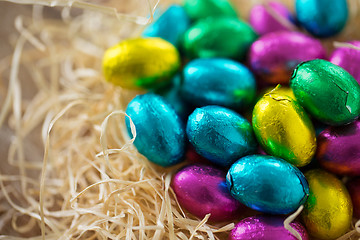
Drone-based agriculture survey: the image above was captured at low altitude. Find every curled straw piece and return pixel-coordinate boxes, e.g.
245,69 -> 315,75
284,205 -> 304,240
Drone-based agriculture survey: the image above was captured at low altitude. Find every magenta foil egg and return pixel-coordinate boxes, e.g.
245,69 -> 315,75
249,31 -> 326,85
330,41 -> 360,84
249,1 -> 296,35
172,164 -> 245,222
317,120 -> 360,176
229,215 -> 309,240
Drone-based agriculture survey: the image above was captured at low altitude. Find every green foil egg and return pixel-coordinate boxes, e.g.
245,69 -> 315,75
290,59 -> 360,125
182,17 -> 258,60
102,38 -> 180,90
183,0 -> 238,21
302,169 -> 353,239
252,88 -> 316,167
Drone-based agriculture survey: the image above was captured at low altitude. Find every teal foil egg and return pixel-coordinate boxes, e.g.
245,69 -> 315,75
226,155 -> 309,214
125,93 -> 186,167
295,0 -> 348,37
181,58 -> 256,109
186,106 -> 257,167
142,5 -> 190,46
182,17 -> 258,60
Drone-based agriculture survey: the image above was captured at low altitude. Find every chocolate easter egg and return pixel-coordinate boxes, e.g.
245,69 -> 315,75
317,120 -> 360,176
103,38 -> 180,89
186,106 -> 257,167
183,0 -> 237,21
181,58 -> 256,109
229,215 -> 309,240
330,41 -> 360,84
249,31 -> 326,84
302,169 -> 353,239
183,17 -> 257,60
249,2 -> 296,35
172,164 -> 245,222
295,0 -> 348,37
347,178 -> 360,218
125,93 -> 185,167
290,59 -> 360,125
252,88 -> 316,167
142,5 -> 190,46
226,155 -> 309,214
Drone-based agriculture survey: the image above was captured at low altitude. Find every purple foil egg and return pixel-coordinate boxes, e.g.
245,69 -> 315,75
249,31 -> 326,84
330,41 -> 360,84
249,1 -> 296,35
172,164 -> 245,222
317,120 -> 360,176
229,215 -> 309,240
347,178 -> 360,218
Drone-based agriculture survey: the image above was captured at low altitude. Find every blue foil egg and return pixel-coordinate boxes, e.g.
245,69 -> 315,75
186,106 -> 257,167
226,155 -> 309,214
181,58 -> 256,109
142,5 -> 190,46
125,93 -> 186,167
295,0 -> 348,37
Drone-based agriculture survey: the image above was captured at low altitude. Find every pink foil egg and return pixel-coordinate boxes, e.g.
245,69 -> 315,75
172,164 -> 245,222
330,41 -> 360,84
249,31 -> 326,84
229,215 -> 309,240
317,120 -> 360,176
249,1 -> 296,35
347,178 -> 360,218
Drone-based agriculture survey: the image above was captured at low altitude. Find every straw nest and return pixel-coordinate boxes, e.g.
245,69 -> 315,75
0,0 -> 359,239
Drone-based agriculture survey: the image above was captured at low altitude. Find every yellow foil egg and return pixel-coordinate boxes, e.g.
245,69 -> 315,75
302,169 -> 353,240
263,85 -> 296,100
252,88 -> 316,167
102,38 -> 180,89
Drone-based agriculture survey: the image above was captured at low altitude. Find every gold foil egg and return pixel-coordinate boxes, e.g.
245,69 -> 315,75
263,85 -> 296,100
102,38 -> 180,89
252,87 -> 316,167
302,169 -> 353,240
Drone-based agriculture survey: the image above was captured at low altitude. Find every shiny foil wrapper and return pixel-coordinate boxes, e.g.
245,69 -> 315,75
226,155 -> 309,215
330,41 -> 360,84
291,59 -> 360,125
172,164 -> 245,222
347,177 -> 360,218
186,106 -> 257,167
253,88 -> 316,167
183,0 -> 237,21
102,38 -> 180,89
229,215 -> 309,240
317,120 -> 360,176
295,0 -> 348,37
302,169 -> 353,239
183,17 -> 257,60
249,31 -> 326,84
125,93 -> 185,167
249,1 -> 296,35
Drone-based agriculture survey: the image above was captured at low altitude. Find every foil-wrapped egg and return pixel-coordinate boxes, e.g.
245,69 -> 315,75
317,120 -> 360,176
252,88 -> 316,167
229,215 -> 309,240
249,1 -> 296,35
186,106 -> 257,167
226,155 -> 309,214
290,59 -> 360,125
103,38 -> 180,89
142,5 -> 190,46
295,0 -> 348,37
262,85 -> 296,99
172,164 -> 246,222
302,169 -> 353,239
183,17 -> 257,60
183,0 -> 237,21
181,58 -> 256,109
125,93 -> 185,167
249,31 -> 326,84
330,41 -> 360,84
346,178 -> 360,218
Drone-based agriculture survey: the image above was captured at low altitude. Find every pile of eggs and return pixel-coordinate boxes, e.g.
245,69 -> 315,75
102,0 -> 360,239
